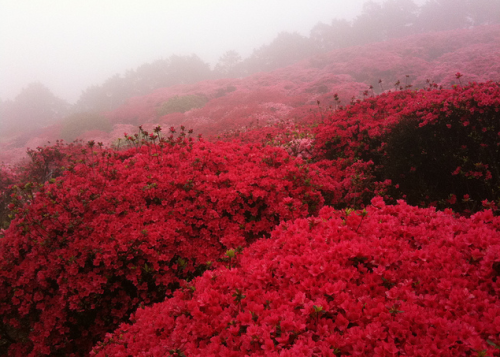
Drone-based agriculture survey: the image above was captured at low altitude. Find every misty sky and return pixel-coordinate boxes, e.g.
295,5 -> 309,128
1,0 -> 387,104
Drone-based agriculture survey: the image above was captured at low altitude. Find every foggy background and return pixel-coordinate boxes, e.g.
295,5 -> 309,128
1,0 -> 498,136
1,0 -> 381,104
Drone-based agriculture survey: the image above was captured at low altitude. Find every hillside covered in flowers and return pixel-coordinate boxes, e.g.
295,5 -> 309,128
0,24 -> 500,356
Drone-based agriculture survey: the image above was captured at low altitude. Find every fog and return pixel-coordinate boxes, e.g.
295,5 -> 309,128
0,0 -> 380,104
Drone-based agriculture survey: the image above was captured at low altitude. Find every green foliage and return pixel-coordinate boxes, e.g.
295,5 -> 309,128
60,112 -> 112,142
214,85 -> 237,98
157,95 -> 208,116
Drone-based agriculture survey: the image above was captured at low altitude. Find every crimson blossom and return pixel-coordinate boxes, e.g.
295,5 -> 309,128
313,81 -> 500,213
0,138 -> 336,356
92,197 -> 500,356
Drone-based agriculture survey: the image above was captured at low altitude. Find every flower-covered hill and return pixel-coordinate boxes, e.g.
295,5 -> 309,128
311,80 -> 500,214
231,80 -> 500,216
1,79 -> 499,356
1,24 -> 500,357
1,24 -> 499,166
0,131 -> 339,356
305,24 -> 500,91
92,199 -> 500,356
103,25 -> 500,140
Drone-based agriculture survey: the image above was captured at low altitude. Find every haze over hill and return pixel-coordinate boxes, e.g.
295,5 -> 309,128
0,21 -> 499,166
0,0 -> 498,148
1,0 -> 496,107
1,0 -> 378,104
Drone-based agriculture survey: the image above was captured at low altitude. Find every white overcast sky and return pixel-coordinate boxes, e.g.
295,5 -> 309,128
1,0 -> 383,104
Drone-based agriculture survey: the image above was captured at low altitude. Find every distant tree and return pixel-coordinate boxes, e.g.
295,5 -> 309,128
164,54 -> 212,84
380,0 -> 419,39
77,74 -> 141,113
1,82 -> 69,136
467,0 -> 500,26
0,100 -> 17,139
101,74 -> 134,110
351,1 -> 386,45
128,55 -> 211,92
157,94 -> 208,116
416,0 -> 470,32
75,55 -> 211,114
242,32 -> 320,74
75,85 -> 110,113
127,59 -> 170,94
310,19 -> 354,51
310,0 -> 496,51
350,0 -> 419,44
214,50 -> 243,78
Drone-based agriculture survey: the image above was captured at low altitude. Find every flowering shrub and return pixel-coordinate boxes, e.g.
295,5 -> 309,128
314,81 -> 500,213
92,197 -> 500,356
281,136 -> 314,159
0,141 -> 90,232
381,82 -> 500,213
231,122 -> 317,160
0,134 -> 336,356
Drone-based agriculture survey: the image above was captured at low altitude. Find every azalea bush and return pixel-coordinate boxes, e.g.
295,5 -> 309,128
0,141 -> 89,232
92,197 -> 500,356
314,81 -> 500,213
381,82 -> 500,212
0,130 -> 336,356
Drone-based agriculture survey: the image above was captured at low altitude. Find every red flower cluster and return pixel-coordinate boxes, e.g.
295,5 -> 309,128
0,141 -> 90,231
313,81 -> 500,213
0,138 -> 336,356
92,197 -> 500,356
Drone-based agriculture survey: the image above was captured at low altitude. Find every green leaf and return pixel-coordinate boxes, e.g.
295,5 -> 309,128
487,340 -> 500,350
